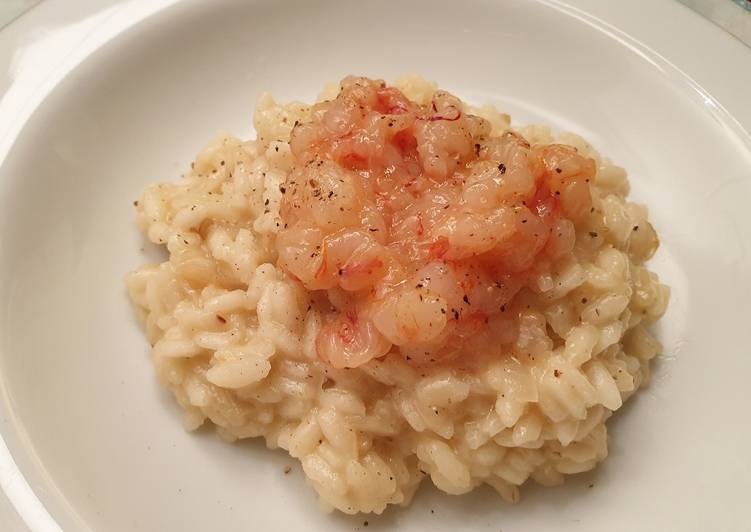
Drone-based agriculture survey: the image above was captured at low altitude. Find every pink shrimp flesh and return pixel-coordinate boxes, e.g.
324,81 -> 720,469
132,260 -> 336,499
276,76 -> 595,368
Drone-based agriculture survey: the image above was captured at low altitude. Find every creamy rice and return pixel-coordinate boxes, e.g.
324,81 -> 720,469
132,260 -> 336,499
126,76 -> 669,514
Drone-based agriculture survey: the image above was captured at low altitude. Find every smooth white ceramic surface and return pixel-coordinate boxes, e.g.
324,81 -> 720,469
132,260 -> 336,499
1,1 -> 750,531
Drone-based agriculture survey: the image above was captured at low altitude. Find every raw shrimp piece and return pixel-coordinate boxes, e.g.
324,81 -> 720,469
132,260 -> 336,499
276,224 -> 325,285
535,144 -> 595,222
372,287 -> 448,345
316,310 -> 392,368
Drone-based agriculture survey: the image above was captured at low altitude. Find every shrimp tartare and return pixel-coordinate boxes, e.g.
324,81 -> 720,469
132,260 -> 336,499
278,77 -> 598,370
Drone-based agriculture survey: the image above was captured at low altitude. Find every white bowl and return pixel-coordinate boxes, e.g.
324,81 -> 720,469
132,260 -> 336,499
1,1 -> 750,530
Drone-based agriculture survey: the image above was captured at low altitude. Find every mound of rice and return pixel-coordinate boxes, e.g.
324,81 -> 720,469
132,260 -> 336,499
126,76 -> 669,514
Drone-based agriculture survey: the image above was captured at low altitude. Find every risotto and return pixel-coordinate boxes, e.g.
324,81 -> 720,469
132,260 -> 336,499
126,76 -> 669,514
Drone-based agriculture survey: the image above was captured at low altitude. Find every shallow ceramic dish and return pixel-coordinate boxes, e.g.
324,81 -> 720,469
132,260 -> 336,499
0,1 -> 750,530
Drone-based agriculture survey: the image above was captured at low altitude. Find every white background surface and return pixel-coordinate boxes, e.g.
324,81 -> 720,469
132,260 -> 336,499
0,1 -> 750,531
679,0 -> 751,43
